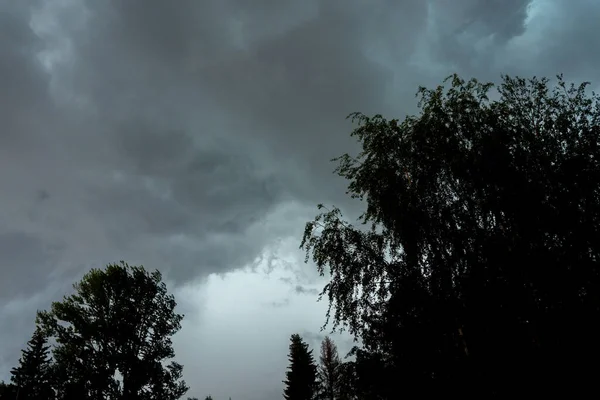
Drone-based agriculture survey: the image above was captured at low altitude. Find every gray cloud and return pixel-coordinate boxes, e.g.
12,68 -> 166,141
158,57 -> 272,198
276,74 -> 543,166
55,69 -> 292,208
0,231 -> 64,298
524,0 -> 600,79
423,0 -> 530,77
261,285 -> 319,309
294,285 -> 320,296
0,1 -> 51,145
266,298 -> 291,308
2,0 -> 600,398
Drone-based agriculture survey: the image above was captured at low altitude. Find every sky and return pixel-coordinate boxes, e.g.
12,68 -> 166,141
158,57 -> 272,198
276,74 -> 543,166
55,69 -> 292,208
0,0 -> 599,399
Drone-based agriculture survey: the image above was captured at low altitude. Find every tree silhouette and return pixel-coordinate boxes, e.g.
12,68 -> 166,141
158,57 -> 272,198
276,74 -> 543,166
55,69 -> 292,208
335,362 -> 357,400
36,261 -> 188,400
301,74 -> 600,397
10,327 -> 54,400
315,337 -> 341,400
0,381 -> 17,400
283,334 -> 317,400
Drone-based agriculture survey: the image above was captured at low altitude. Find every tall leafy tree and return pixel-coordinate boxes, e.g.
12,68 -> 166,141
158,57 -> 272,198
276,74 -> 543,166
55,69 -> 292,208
36,261 -> 188,400
316,337 -> 341,400
283,334 -> 317,400
301,74 -> 600,397
10,327 -> 54,400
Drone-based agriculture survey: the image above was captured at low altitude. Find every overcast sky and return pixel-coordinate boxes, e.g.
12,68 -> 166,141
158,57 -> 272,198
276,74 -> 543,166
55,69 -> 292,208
1,0 -> 599,399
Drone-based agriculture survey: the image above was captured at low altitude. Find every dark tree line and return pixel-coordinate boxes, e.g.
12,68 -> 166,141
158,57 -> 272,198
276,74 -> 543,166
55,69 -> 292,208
299,74 -> 600,398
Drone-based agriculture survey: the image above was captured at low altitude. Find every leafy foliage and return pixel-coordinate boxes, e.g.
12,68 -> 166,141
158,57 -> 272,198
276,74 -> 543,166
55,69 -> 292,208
283,334 -> 317,400
302,74 -> 600,396
36,261 -> 188,400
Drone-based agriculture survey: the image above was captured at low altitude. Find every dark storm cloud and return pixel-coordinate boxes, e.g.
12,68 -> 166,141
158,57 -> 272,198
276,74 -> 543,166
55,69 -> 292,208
3,0 -> 598,294
53,0 -> 417,211
525,0 -> 600,79
16,0 -> 398,292
0,231 -> 64,299
434,0 -> 530,40
0,1 -> 50,146
0,0 -> 66,299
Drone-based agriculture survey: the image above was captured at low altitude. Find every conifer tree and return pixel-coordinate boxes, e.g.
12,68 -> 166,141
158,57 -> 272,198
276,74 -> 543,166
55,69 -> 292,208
10,327 -> 54,400
316,337 -> 342,400
283,334 -> 317,400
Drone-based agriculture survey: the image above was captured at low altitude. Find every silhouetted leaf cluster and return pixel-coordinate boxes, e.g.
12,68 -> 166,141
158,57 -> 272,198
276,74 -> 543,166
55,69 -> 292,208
302,74 -> 600,397
3,262 -> 190,400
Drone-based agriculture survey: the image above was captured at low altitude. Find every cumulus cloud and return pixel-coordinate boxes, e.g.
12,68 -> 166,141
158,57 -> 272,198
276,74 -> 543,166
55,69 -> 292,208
2,0 -> 600,398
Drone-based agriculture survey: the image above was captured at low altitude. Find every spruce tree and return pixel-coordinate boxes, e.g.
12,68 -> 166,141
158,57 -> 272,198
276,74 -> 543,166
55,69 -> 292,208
316,337 -> 342,400
10,327 -> 54,400
283,334 -> 317,400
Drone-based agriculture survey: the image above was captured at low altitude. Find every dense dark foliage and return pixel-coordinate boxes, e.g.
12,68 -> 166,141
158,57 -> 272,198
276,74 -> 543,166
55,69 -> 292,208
9,327 -> 54,400
0,382 -> 17,400
302,74 -> 600,397
2,262 -> 190,400
283,334 -> 317,400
